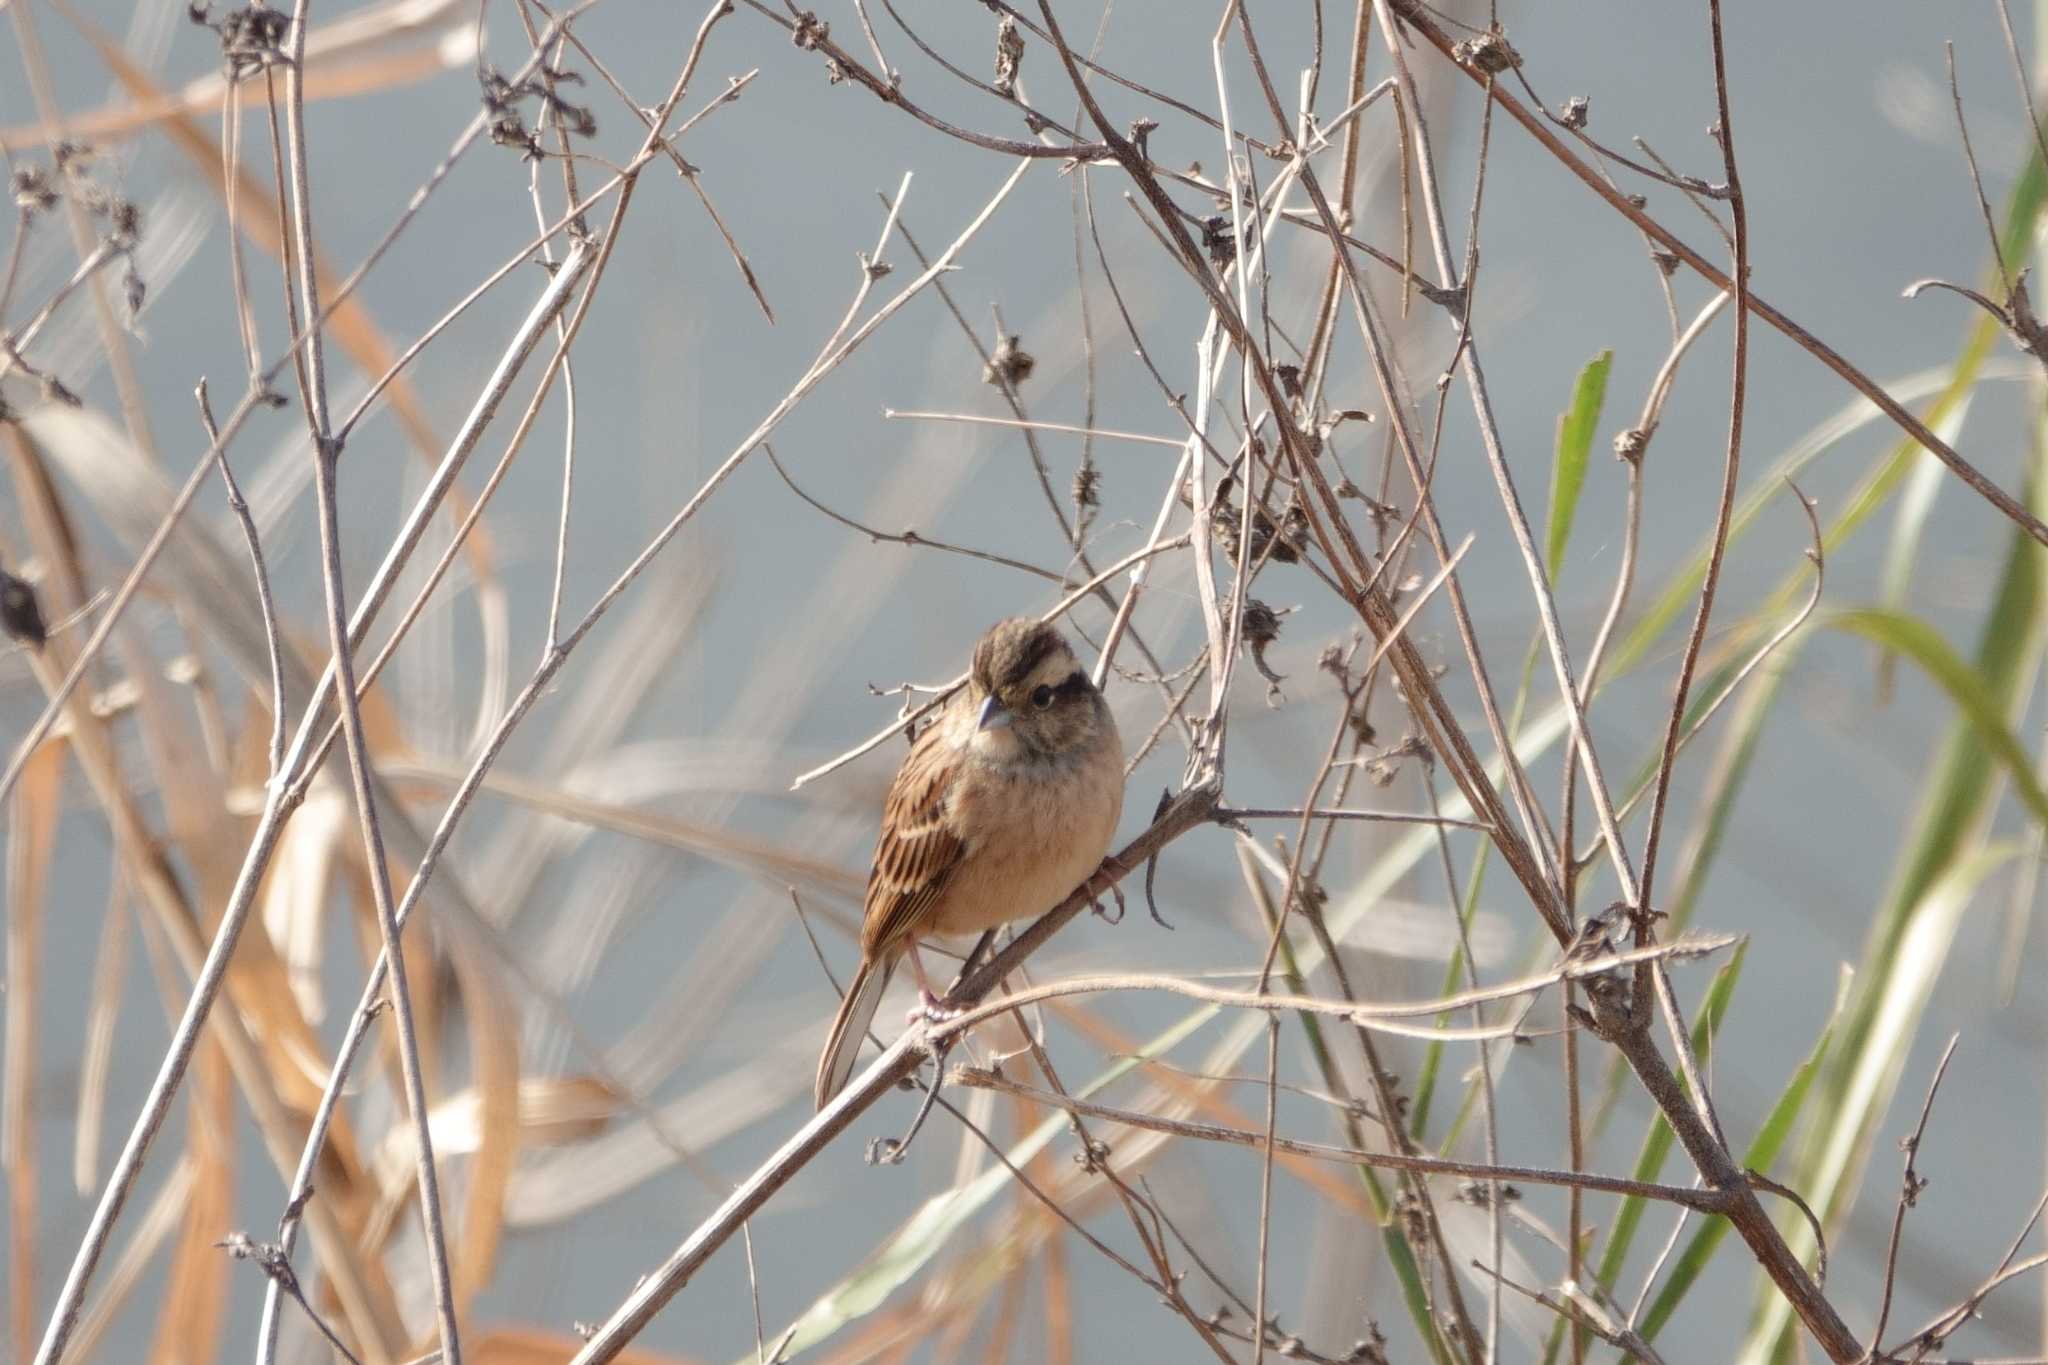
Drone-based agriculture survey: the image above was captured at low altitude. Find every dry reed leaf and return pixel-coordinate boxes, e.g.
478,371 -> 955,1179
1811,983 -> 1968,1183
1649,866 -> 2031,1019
151,1033 -> 234,1364
73,870 -> 132,1192
64,1155 -> 196,1363
511,1075 -> 620,1146
259,780 -> 349,1024
506,1043 -> 810,1227
397,761 -> 866,910
4,738 -> 62,1365
25,14 -> 502,589
377,1076 -> 620,1162
467,1327 -> 703,1365
471,554 -> 717,926
0,0 -> 475,149
0,430 -> 87,610
335,834 -> 448,1102
447,930 -> 521,1317
1051,1003 -> 1380,1219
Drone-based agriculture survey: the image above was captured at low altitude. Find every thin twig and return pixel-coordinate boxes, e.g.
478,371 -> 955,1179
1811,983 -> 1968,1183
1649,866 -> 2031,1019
563,782 -> 1223,1363
788,530 -> 1196,790
1868,1035 -> 1962,1355
930,936 -> 1739,1042
1382,0 -> 2048,546
1636,0 -> 1750,918
273,0 -> 463,1348
195,379 -> 285,780
953,1069 -> 1733,1211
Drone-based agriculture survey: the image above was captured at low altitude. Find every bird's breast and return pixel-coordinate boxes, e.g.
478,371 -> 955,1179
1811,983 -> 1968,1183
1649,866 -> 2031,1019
928,744 -> 1125,939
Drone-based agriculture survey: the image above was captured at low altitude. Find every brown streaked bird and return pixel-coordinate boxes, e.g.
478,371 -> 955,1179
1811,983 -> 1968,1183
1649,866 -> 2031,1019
813,618 -> 1125,1109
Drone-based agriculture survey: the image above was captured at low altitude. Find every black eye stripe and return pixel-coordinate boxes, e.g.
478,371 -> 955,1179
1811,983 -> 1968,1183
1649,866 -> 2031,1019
1053,669 -> 1090,700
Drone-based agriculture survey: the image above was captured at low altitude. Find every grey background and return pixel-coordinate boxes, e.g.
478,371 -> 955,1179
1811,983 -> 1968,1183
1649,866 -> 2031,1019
4,0 -> 2046,1359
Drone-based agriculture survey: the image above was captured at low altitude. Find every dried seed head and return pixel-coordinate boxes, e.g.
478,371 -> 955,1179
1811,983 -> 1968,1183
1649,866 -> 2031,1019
1,569 -> 48,648
992,15 -> 1025,98
1072,461 -> 1100,509
1200,214 -> 1237,271
983,333 -> 1035,388
792,11 -> 829,50
11,166 -> 57,214
1452,31 -> 1522,74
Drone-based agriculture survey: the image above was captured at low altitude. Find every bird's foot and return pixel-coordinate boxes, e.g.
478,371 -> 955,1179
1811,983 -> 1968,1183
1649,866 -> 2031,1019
1085,854 -> 1130,924
906,989 -> 960,1026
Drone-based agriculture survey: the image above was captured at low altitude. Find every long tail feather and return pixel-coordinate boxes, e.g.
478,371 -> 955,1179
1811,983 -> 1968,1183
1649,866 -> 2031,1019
814,957 -> 892,1109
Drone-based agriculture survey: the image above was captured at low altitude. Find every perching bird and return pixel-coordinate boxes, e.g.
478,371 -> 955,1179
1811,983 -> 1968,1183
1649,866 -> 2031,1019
813,618 -> 1125,1109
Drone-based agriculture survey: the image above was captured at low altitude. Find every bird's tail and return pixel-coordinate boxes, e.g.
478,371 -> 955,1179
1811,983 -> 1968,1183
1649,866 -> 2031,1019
815,957 -> 892,1109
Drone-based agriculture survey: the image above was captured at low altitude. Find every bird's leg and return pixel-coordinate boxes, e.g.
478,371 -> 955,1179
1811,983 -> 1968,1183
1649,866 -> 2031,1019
903,943 -> 959,1023
1083,853 -> 1130,924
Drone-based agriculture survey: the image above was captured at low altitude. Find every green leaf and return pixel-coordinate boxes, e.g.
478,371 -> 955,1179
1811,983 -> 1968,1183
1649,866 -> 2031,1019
1743,844 -> 2020,1360
1547,351 -> 1613,576
1755,438 -> 2048,1358
1877,399 -> 1977,698
1825,607 -> 2048,831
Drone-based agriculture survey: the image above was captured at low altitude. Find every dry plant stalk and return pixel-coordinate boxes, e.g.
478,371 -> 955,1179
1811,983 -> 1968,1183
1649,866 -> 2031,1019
1,0 -> 2043,1363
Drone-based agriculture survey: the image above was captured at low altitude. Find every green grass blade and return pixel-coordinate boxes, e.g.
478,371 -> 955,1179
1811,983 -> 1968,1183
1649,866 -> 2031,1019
1640,972 -> 1845,1342
1826,607 -> 2048,830
1592,941 -> 1748,1295
752,1007 -> 1216,1360
1741,843 -> 2020,1361
1419,344 -> 1610,1137
1751,462 -> 2048,1361
1878,399 -> 1974,636
1548,351 -> 1613,575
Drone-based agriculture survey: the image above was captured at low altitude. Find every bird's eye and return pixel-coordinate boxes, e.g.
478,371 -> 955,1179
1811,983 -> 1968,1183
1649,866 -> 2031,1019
1031,684 -> 1055,709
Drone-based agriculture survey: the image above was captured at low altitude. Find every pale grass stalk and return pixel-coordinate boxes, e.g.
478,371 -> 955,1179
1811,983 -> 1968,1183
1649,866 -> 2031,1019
1363,0 -> 1640,909
274,0 -> 461,1349
884,408 -> 1186,448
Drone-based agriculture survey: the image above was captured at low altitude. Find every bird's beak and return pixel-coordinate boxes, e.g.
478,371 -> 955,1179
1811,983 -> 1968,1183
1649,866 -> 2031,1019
977,694 -> 1012,731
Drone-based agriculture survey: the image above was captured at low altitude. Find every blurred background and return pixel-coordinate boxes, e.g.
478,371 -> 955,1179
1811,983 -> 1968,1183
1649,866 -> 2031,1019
3,0 -> 2047,1360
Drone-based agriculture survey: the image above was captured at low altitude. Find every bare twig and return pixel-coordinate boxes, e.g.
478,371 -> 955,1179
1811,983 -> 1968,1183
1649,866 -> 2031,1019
273,0 -> 463,1350
1636,0 -> 1749,918
195,379 -> 285,779
1868,1035 -> 1962,1355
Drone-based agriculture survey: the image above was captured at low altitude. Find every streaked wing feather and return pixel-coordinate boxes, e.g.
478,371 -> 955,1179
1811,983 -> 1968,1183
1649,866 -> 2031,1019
861,715 -> 966,957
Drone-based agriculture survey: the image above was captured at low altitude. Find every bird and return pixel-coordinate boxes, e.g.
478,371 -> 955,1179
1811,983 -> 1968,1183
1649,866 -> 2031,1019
813,617 -> 1125,1109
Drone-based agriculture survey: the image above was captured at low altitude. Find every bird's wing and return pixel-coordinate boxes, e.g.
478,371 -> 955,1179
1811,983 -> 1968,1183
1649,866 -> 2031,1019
860,710 -> 968,958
